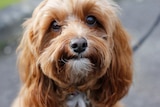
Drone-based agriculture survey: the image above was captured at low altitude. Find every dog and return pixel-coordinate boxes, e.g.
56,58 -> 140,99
12,0 -> 133,107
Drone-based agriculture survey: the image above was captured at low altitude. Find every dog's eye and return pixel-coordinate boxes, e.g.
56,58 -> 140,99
86,16 -> 97,26
51,21 -> 61,32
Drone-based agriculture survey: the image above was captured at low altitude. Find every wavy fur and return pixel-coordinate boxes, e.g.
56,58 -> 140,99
12,0 -> 132,107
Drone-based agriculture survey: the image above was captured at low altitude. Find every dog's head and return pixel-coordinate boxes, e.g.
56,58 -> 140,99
18,0 -> 132,106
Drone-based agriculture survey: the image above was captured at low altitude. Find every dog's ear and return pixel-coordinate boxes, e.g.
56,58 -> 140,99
17,18 -> 35,83
91,20 -> 133,106
16,0 -> 59,106
17,0 -> 48,83
106,20 -> 133,105
17,39 -> 59,107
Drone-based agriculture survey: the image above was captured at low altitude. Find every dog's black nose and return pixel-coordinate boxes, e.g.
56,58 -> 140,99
70,38 -> 88,54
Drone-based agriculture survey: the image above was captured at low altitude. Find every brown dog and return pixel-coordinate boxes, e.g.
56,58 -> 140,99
12,0 -> 133,107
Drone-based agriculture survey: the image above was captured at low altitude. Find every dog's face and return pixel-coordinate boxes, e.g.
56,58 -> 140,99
30,0 -> 118,87
18,0 -> 132,106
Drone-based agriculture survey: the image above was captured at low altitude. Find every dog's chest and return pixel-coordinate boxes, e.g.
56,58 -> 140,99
66,92 -> 92,107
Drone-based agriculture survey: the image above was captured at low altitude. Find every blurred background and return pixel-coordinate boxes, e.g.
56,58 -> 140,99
0,0 -> 160,107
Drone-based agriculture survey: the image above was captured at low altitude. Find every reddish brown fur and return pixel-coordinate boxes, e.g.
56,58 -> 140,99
12,0 -> 133,107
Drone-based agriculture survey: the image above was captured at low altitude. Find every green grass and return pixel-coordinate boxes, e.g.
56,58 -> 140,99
0,0 -> 20,9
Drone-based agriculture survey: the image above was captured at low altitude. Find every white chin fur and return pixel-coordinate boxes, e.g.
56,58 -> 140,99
67,58 -> 93,82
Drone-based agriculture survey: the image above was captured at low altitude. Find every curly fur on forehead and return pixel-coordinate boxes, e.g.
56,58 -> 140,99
32,0 -> 119,36
12,0 -> 133,107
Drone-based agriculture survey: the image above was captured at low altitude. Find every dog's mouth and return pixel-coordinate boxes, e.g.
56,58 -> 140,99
59,55 -> 84,67
58,54 -> 97,67
57,53 -> 95,83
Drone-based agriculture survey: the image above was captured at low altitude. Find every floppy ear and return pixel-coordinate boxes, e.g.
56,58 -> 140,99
16,0 -> 59,106
90,20 -> 133,106
17,18 -> 35,83
106,20 -> 133,105
17,32 -> 59,107
17,0 -> 48,83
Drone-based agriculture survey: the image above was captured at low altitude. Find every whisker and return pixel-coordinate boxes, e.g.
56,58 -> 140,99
59,56 -> 68,64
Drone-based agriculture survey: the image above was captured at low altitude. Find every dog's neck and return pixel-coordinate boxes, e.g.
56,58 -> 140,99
66,91 -> 91,107
55,84 -> 92,107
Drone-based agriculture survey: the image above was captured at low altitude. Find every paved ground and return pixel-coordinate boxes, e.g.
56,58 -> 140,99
119,0 -> 160,107
0,0 -> 160,107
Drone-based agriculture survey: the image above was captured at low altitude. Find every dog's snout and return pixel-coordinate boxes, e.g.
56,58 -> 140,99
70,38 -> 88,54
